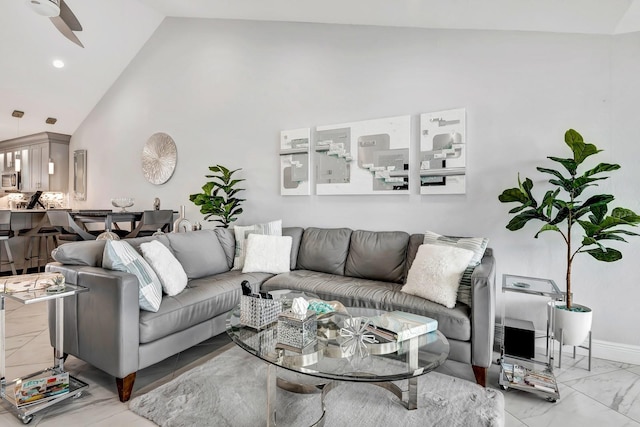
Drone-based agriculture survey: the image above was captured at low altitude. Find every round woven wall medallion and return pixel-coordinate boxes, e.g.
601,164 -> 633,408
142,132 -> 177,185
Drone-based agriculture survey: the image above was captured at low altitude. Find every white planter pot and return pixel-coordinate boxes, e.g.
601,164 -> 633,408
553,303 -> 592,347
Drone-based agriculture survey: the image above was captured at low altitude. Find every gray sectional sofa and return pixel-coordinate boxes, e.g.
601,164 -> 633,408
46,226 -> 495,402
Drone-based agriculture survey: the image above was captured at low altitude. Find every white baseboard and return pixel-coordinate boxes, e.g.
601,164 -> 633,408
495,325 -> 640,365
547,336 -> 640,365
589,339 -> 640,365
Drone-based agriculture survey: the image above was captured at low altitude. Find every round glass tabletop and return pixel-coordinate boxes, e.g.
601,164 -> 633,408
226,299 -> 450,383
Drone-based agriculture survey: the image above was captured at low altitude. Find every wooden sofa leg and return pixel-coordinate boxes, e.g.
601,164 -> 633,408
472,365 -> 487,387
116,372 -> 137,402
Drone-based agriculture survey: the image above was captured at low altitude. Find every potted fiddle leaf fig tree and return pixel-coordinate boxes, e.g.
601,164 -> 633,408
498,129 -> 640,346
189,165 -> 245,228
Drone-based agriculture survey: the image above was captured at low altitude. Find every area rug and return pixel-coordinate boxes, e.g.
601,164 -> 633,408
129,346 -> 504,426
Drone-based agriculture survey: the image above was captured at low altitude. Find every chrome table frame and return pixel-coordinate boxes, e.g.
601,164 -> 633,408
228,304 -> 449,427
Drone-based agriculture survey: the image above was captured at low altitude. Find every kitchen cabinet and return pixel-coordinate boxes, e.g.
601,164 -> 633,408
0,149 -> 19,172
0,132 -> 69,193
21,143 -> 48,192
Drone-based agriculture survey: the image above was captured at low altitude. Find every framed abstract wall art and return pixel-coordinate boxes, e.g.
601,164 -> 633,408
419,108 -> 466,195
280,128 -> 311,195
314,115 -> 411,195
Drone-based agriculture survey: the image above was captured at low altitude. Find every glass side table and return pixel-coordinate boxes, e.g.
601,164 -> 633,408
499,274 -> 564,402
0,273 -> 89,424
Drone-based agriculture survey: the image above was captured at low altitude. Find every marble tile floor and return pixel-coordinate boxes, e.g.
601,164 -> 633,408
0,299 -> 638,426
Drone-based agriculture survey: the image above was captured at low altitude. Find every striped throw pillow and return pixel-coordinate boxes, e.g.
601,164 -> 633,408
423,231 -> 489,307
103,240 -> 163,312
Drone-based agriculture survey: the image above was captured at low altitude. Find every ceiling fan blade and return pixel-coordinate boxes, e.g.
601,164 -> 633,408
58,0 -> 82,31
50,15 -> 84,47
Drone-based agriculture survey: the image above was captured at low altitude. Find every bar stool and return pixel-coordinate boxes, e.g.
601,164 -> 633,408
0,210 -> 17,275
46,210 -> 97,243
20,215 -> 61,274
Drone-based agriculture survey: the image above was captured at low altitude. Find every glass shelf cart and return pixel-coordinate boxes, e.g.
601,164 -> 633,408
0,273 -> 89,424
499,274 -> 564,402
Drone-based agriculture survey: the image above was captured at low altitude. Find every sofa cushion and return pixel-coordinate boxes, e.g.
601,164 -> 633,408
402,244 -> 475,309
166,230 -> 229,279
232,219 -> 282,270
297,227 -> 352,275
282,227 -> 304,270
403,234 -> 424,282
52,240 -> 107,267
262,270 -> 471,341
138,270 -> 273,343
242,234 -> 292,274
344,230 -> 409,283
103,240 -> 162,312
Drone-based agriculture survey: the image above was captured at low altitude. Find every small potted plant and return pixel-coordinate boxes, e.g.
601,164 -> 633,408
189,165 -> 245,228
498,129 -> 640,346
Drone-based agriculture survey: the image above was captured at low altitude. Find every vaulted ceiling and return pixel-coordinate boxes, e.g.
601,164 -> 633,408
1,0 -> 639,142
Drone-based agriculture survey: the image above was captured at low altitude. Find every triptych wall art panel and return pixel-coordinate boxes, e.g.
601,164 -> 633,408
279,109 -> 466,196
279,128 -> 311,195
315,115 -> 411,195
419,108 -> 466,195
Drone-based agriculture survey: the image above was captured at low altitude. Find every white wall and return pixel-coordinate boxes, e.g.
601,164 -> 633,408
71,18 -> 640,357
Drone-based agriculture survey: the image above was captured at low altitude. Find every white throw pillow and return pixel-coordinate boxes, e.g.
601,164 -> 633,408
103,240 -> 162,312
402,244 -> 475,309
232,219 -> 282,270
141,240 -> 188,297
423,230 -> 490,307
242,234 -> 292,274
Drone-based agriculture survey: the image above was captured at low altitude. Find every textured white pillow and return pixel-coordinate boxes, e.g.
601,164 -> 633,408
141,240 -> 188,297
402,244 -> 475,309
242,234 -> 292,274
423,230 -> 490,308
103,240 -> 162,312
232,219 -> 282,270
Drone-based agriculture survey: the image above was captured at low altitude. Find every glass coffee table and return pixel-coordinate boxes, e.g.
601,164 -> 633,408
226,292 -> 449,426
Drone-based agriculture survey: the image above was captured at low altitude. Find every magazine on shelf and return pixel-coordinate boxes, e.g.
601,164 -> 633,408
368,311 -> 438,342
13,372 -> 70,407
502,362 -> 557,394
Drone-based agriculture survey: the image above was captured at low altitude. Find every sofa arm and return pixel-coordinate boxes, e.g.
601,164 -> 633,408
46,263 -> 141,379
470,251 -> 496,369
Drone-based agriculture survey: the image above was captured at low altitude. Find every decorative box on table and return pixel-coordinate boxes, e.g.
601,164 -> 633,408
240,295 -> 283,330
277,309 -> 317,349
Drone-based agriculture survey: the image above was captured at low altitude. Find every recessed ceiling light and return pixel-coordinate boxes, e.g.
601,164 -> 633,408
28,0 -> 61,17
52,59 -> 64,68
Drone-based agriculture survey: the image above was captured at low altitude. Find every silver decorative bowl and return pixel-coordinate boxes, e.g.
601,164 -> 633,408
111,197 -> 135,212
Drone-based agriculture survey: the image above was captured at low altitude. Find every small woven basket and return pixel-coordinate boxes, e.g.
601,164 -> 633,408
240,295 -> 283,330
